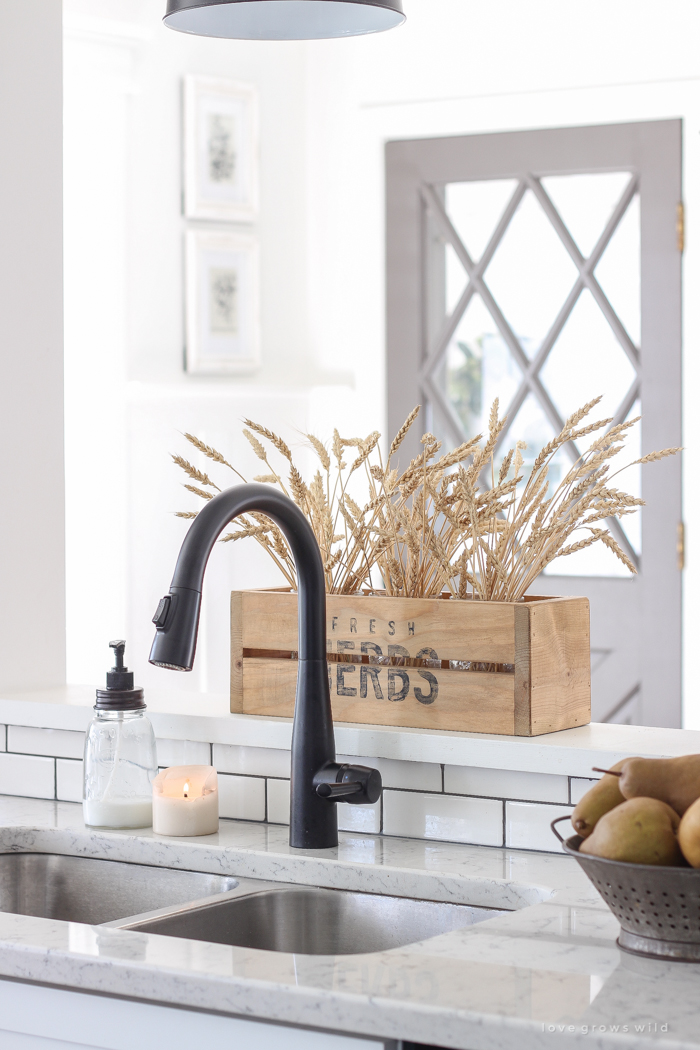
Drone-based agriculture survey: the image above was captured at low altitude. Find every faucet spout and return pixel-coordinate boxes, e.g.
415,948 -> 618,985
149,483 -> 380,849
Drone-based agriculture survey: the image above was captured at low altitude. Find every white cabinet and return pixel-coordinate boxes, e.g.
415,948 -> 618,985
0,979 -> 391,1050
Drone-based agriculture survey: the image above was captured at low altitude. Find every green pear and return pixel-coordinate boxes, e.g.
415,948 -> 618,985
579,796 -> 683,866
678,796 -> 700,867
571,760 -> 627,838
617,754 -> 700,816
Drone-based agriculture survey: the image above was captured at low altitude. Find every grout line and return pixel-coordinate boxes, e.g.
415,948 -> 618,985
217,771 -> 270,781
382,785 -> 572,806
264,777 -> 268,823
502,799 -> 506,848
219,815 -> 268,826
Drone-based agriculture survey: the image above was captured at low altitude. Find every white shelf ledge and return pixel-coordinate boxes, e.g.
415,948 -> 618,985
1,685 -> 698,777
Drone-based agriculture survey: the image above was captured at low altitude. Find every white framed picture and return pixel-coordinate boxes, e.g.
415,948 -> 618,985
183,75 -> 259,222
185,228 -> 260,375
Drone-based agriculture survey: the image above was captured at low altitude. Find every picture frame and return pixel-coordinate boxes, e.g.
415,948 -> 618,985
183,75 -> 259,222
185,228 -> 260,375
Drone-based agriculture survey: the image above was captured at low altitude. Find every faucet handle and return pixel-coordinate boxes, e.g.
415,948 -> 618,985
314,763 -> 382,806
316,780 -> 363,799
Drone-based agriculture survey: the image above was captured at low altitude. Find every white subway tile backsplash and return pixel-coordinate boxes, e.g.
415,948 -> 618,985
444,765 -> 568,804
505,801 -> 573,853
214,743 -> 290,779
338,799 -> 381,834
0,726 -> 593,852
267,779 -> 290,824
156,738 -> 211,768
57,759 -> 83,803
337,754 -> 441,792
0,753 -> 55,799
383,790 -> 503,847
218,774 -> 266,821
570,777 -> 598,805
8,726 -> 84,761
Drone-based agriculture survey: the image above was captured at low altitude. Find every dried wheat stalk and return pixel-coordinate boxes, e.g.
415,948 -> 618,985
172,400 -> 679,600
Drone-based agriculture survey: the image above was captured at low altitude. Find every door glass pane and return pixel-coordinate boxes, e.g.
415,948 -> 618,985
444,295 -> 521,439
445,241 -> 469,316
498,392 -> 568,491
483,189 -> 579,358
445,179 -> 519,261
540,172 -> 632,257
595,194 -> 641,347
538,288 -> 638,440
543,525 -> 632,577
543,399 -> 642,577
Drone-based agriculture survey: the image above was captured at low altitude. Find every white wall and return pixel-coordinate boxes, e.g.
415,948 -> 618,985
63,0 -> 700,721
0,0 -> 65,691
64,2 -> 315,693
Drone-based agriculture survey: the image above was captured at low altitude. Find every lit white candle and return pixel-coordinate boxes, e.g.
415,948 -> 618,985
152,765 -> 219,837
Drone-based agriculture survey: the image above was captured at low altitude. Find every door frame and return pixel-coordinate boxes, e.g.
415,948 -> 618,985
385,120 -> 682,728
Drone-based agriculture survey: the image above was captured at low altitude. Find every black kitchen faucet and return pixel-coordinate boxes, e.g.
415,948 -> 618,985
149,484 -> 381,849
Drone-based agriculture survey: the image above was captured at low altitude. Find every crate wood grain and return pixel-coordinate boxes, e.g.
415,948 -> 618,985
230,591 -> 591,736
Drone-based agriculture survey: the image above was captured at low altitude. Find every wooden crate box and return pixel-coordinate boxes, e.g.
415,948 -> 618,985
230,591 -> 590,737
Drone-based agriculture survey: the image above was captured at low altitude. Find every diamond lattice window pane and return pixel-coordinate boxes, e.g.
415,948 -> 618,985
498,392 -> 568,491
497,394 -> 631,579
539,289 -> 637,443
595,193 -> 640,347
540,172 -> 633,257
543,531 -> 633,578
445,241 -> 469,317
483,189 -> 579,359
443,295 -> 521,439
445,179 -> 519,262
545,398 -> 641,578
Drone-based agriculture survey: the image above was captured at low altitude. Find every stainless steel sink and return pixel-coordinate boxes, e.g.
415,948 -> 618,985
0,853 -> 238,925
113,882 -> 507,954
0,853 -> 509,954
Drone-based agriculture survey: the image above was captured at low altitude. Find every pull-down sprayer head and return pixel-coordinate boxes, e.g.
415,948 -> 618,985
149,484 -> 326,671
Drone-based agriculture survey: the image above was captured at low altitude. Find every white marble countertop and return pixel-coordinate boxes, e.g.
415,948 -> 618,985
2,686 -> 699,776
0,796 -> 697,1050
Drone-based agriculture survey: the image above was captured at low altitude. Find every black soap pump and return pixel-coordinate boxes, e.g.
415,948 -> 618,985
83,641 -> 158,828
96,640 -> 146,710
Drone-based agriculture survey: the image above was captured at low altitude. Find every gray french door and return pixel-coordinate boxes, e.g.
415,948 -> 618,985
386,121 -> 682,728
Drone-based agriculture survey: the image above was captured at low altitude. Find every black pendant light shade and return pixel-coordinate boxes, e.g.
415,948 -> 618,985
164,0 -> 406,39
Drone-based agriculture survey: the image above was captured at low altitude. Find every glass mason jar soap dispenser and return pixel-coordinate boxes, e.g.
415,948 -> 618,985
83,640 -> 157,828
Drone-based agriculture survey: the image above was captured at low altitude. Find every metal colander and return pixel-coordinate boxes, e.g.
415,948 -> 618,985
551,815 -> 700,962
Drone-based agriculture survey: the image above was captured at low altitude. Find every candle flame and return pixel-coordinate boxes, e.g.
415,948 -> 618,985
183,780 -> 189,799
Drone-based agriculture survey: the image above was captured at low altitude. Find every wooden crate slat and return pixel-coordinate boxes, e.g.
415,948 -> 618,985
238,591 -> 298,651
240,658 -> 515,734
239,591 -> 515,663
230,590 -> 244,713
529,596 -> 590,734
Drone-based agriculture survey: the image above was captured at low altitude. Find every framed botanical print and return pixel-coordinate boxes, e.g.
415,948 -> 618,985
183,75 -> 259,222
185,228 -> 260,374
